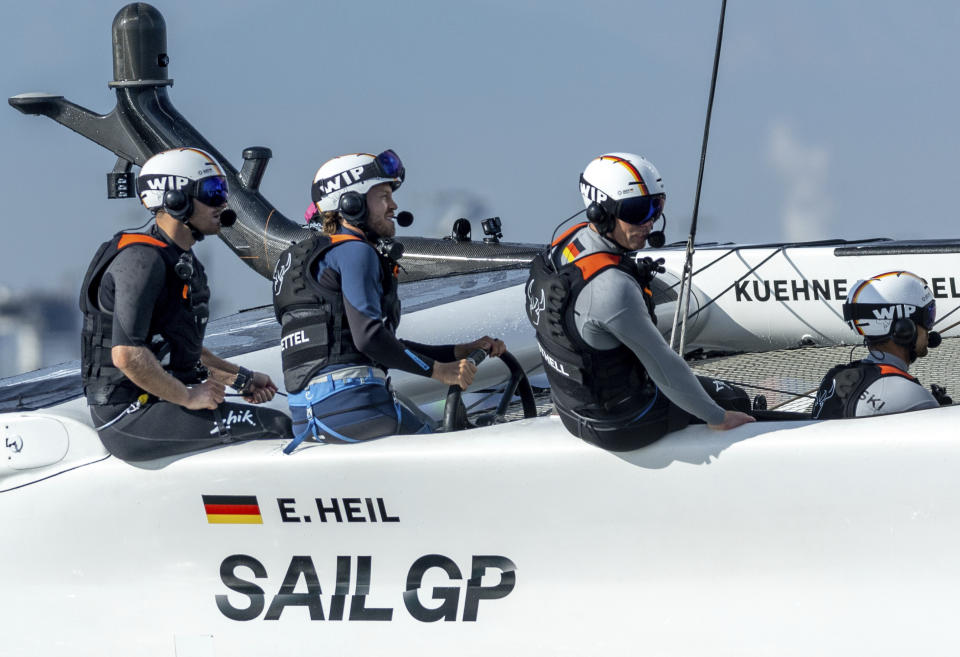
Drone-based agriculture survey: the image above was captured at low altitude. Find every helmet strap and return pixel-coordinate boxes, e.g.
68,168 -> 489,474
865,341 -> 884,360
186,221 -> 205,242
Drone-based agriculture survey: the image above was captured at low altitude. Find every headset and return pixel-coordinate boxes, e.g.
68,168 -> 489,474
890,317 -> 918,347
338,191 -> 367,225
160,188 -> 237,241
585,201 -> 614,234
162,189 -> 192,221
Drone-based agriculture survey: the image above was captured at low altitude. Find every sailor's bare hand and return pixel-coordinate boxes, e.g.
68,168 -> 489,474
708,410 -> 756,431
244,372 -> 278,404
455,336 -> 507,359
185,379 -> 224,410
432,359 -> 478,389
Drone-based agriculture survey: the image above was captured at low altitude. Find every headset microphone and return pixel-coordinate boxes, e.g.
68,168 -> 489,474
219,209 -> 237,227
647,213 -> 667,249
929,330 -> 942,348
396,210 -> 414,227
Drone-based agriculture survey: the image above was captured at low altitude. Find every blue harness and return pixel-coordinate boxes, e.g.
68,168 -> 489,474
284,369 -> 402,454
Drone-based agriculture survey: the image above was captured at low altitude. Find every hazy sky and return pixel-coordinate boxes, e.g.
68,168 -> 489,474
3,0 -> 959,317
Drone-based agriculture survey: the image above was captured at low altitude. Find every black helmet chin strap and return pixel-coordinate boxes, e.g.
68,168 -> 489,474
185,220 -> 205,242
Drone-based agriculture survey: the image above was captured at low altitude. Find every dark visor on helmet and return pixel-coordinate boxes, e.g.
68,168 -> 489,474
376,149 -> 404,180
842,301 -> 936,330
363,149 -> 405,190
616,193 -> 665,225
194,176 -> 229,206
313,150 -> 405,201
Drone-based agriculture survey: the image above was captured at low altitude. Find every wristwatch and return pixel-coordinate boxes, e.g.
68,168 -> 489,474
231,366 -> 253,393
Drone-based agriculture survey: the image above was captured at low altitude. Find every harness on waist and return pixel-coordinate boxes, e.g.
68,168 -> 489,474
283,369 -> 402,453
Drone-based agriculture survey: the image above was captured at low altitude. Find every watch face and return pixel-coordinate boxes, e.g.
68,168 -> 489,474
233,368 -> 250,391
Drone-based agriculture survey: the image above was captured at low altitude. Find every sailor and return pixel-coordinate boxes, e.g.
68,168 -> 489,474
811,271 -> 947,419
525,152 -> 755,451
81,147 -> 292,461
273,150 -> 505,448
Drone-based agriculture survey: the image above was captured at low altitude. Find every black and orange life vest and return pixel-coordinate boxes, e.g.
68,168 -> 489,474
272,232 -> 401,394
524,223 -> 658,422
811,361 -> 920,419
79,230 -> 210,406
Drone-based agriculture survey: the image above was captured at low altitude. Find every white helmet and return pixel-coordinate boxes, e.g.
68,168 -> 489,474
311,150 -> 405,215
580,153 -> 666,226
843,271 -> 936,343
137,147 -> 228,214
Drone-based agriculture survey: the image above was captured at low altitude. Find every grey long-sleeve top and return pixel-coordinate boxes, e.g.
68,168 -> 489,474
560,227 -> 727,425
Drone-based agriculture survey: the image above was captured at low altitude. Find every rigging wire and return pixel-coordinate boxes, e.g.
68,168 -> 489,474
670,0 -> 729,356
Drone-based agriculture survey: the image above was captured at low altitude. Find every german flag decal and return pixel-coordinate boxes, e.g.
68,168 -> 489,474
202,495 -> 263,524
562,239 -> 583,263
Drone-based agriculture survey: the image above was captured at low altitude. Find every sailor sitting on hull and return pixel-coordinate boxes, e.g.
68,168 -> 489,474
525,152 -> 755,452
273,150 -> 506,449
812,271 -> 949,419
81,148 -> 292,461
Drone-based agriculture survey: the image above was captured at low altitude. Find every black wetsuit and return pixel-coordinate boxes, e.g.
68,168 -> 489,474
83,226 -> 290,461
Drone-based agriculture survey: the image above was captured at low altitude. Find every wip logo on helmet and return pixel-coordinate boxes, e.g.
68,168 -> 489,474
872,304 -> 917,320
141,175 -> 192,191
580,181 -> 608,205
317,167 -> 366,197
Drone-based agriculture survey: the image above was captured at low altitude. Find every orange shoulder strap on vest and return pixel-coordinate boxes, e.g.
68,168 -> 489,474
573,252 -> 622,281
876,364 -> 917,382
551,222 -> 589,247
329,233 -> 364,245
117,234 -> 168,250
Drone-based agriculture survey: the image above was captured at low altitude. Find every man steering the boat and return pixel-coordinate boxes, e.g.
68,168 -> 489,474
811,271 -> 946,419
80,147 -> 292,461
525,153 -> 755,451
272,150 -> 505,448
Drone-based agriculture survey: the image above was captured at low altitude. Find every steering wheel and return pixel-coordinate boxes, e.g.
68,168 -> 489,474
442,349 -> 537,432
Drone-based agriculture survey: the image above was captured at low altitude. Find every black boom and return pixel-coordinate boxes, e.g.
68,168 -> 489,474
8,3 -> 541,283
